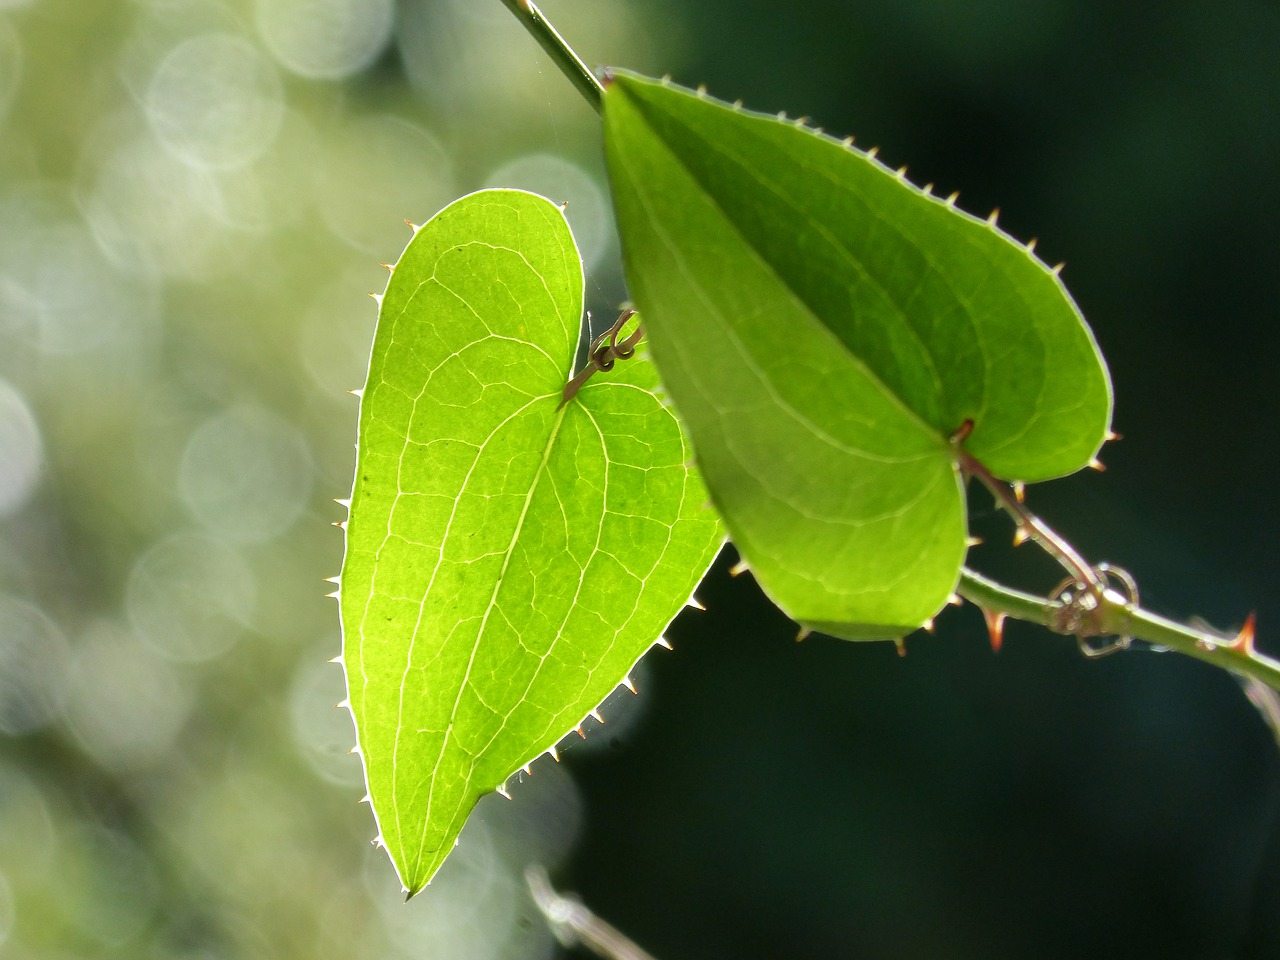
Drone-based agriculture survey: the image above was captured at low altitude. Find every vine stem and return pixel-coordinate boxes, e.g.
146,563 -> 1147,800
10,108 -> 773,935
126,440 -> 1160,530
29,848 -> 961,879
526,867 -> 657,960
498,0 -> 604,114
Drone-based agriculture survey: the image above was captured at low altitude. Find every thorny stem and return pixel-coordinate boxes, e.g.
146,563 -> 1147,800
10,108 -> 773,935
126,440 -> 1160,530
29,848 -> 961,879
951,421 -> 1280,694
526,867 -> 658,960
498,0 -> 605,114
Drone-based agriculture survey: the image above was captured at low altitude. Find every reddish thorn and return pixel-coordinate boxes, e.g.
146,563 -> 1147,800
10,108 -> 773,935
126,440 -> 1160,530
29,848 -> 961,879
1012,480 -> 1026,503
894,638 -> 907,657
1230,612 -> 1257,656
1106,430 -> 1123,443
1088,458 -> 1106,472
982,608 -> 1007,653
575,726 -> 586,739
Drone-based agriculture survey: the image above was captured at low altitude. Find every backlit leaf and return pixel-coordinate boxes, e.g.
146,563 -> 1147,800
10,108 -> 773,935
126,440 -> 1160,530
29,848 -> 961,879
339,189 -> 722,895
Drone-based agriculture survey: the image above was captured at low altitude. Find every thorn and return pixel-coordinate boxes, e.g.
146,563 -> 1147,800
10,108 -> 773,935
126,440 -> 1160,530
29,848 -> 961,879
347,388 -> 364,398
1051,262 -> 1065,276
1012,527 -> 1029,547
404,219 -> 421,232
1012,480 -> 1025,503
947,593 -> 964,607
1087,457 -> 1106,472
380,262 -> 394,273
334,498 -> 351,508
921,617 -> 935,634
686,595 -> 706,611
813,127 -> 824,135
945,191 -> 959,207
547,744 -> 560,762
1106,430 -> 1123,442
866,146 -> 879,160
655,636 -> 673,650
335,698 -> 350,709
522,763 -> 533,776
558,200 -> 569,212
622,675 -> 637,694
368,292 -> 382,304
987,208 -> 1000,225
895,164 -> 908,179
1025,238 -> 1038,253
332,520 -> 347,530
796,626 -> 812,642
982,608 -> 1007,653
729,560 -> 750,577
328,654 -> 344,665
794,116 -> 810,126
1230,613 -> 1257,656
733,99 -> 744,109
325,589 -> 340,600
589,709 -> 604,724
575,726 -> 586,739
349,744 -> 362,756
965,535 -> 984,548
842,136 -> 855,147
323,575 -> 340,584
372,835 -> 385,848
496,783 -> 511,799
776,110 -> 787,120
359,794 -> 371,804
893,638 -> 907,657
923,183 -> 935,195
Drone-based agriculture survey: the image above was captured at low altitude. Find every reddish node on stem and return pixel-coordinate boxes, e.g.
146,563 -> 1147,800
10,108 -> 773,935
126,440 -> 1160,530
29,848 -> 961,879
982,608 -> 1008,653
1230,613 -> 1258,656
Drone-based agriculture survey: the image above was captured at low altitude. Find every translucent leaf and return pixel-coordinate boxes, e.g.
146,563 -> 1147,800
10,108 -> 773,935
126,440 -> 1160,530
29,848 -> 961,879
603,73 -> 1111,639
339,189 -> 722,894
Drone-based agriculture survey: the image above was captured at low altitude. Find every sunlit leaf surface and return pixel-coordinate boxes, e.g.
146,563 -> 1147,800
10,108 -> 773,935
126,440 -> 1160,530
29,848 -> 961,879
339,189 -> 722,894
603,73 -> 1111,639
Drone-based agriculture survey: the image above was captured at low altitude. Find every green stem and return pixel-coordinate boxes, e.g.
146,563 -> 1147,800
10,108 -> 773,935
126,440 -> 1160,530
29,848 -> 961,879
958,568 -> 1280,693
498,0 -> 604,114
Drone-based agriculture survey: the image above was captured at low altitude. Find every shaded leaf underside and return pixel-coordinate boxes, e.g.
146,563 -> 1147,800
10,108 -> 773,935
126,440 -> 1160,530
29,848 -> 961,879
602,72 -> 1111,637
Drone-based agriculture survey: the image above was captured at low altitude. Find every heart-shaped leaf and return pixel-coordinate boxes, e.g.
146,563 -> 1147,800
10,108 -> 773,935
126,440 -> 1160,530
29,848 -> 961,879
603,73 -> 1111,639
338,189 -> 722,895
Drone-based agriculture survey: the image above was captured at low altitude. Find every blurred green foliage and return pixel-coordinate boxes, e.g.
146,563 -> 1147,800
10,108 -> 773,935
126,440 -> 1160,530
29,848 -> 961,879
1,0 -> 1277,958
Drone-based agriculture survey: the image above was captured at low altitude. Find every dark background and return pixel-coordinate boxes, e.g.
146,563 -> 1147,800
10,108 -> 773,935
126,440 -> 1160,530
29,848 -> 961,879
0,1 -> 1277,958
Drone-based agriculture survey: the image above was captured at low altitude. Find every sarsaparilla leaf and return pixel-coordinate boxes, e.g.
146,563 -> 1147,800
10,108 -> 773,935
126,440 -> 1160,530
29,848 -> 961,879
602,72 -> 1112,640
338,189 -> 722,895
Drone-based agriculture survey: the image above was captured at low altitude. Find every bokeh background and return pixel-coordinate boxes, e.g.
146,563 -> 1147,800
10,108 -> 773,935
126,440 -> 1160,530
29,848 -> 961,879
1,0 -> 1278,958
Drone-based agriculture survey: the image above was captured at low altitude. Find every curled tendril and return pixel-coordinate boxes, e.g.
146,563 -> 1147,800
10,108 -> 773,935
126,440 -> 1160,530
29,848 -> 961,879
1048,562 -> 1139,658
559,308 -> 644,407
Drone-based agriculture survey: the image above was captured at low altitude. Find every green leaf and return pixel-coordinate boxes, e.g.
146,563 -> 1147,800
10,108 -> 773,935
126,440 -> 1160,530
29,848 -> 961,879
602,73 -> 1112,640
339,189 -> 722,895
